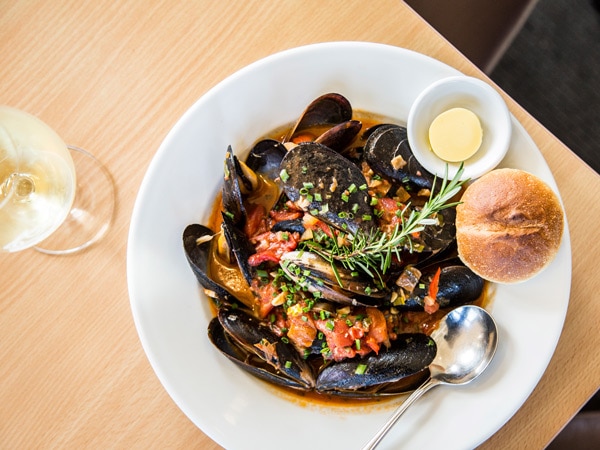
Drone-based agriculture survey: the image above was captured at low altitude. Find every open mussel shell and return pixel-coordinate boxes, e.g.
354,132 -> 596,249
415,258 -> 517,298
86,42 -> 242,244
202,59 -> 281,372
183,224 -> 233,302
419,207 -> 456,255
209,306 -> 316,390
220,212 -> 256,285
314,119 -> 362,153
280,251 -> 387,306
286,93 -> 353,142
364,124 -> 435,191
402,265 -> 484,310
279,142 -> 374,235
222,147 -> 246,226
315,333 -> 436,396
245,139 -> 287,181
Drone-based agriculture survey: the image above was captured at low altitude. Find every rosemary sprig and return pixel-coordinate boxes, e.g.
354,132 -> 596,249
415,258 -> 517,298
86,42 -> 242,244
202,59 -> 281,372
302,163 -> 467,283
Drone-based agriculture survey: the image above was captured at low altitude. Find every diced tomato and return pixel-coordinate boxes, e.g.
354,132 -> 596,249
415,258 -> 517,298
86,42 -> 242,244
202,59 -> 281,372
269,209 -> 303,222
428,267 -> 442,299
376,197 -> 403,231
244,203 -> 268,238
251,279 -> 277,318
287,314 -> 317,349
423,295 -> 439,315
366,307 -> 390,350
248,231 -> 300,266
303,215 -> 335,238
315,319 -> 355,361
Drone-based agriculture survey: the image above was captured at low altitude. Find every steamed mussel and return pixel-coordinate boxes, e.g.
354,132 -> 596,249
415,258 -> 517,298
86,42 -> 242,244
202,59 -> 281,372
183,93 -> 485,398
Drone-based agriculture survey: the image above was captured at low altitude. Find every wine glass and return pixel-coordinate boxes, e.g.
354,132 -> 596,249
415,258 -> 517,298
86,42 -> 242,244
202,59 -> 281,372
0,105 -> 115,254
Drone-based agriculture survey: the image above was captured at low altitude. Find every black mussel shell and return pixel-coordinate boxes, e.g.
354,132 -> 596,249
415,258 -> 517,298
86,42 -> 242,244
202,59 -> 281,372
279,142 -> 374,235
315,120 -> 362,153
222,147 -> 246,226
220,212 -> 256,285
245,139 -> 287,181
287,93 -> 353,141
402,265 -> 484,310
183,224 -> 233,302
213,307 -> 316,390
363,124 -> 435,191
279,251 -> 387,306
315,333 -> 436,395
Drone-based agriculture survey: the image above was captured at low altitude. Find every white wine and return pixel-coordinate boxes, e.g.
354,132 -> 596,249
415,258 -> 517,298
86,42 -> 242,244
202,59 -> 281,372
0,106 -> 76,252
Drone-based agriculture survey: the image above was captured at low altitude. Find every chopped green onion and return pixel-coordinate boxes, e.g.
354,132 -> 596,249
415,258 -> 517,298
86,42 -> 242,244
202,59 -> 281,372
355,339 -> 361,350
285,361 -> 292,369
279,169 -> 290,182
355,363 -> 367,375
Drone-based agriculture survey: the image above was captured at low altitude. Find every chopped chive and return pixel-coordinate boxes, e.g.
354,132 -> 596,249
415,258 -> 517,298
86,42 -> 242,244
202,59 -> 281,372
351,203 -> 359,214
341,192 -> 349,202
223,210 -> 235,220
279,169 -> 290,182
348,183 -> 357,193
355,339 -> 361,350
370,197 -> 378,206
256,269 -> 269,278
303,182 -> 314,189
362,214 -> 372,221
326,320 -> 335,331
314,192 -> 322,202
355,363 -> 367,375
359,184 -> 367,191
285,361 -> 292,369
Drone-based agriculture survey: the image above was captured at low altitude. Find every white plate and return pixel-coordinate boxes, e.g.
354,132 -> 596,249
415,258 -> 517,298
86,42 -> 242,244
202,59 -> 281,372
127,42 -> 571,450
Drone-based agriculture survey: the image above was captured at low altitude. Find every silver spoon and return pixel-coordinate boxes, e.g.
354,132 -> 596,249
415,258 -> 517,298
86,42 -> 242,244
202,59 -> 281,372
361,304 -> 498,450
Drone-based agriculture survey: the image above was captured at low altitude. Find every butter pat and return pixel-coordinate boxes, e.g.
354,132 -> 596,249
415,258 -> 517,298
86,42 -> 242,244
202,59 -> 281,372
428,107 -> 482,162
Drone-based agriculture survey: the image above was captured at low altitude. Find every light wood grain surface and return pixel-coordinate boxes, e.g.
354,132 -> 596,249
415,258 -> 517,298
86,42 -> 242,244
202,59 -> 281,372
1,1 -> 598,448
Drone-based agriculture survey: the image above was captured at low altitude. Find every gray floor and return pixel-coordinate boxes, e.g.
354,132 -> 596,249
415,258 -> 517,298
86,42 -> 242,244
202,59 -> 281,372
490,0 -> 600,173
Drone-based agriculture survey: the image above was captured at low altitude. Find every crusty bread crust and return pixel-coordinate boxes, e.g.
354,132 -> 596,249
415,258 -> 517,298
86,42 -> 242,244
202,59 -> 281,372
456,168 -> 564,283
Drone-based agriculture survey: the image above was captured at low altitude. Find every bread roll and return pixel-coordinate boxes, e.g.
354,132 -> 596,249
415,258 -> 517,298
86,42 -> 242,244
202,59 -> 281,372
456,168 -> 564,283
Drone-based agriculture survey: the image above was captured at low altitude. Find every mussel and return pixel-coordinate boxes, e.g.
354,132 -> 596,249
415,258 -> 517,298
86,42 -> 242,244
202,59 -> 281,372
315,333 -> 436,396
364,124 -> 435,191
208,306 -> 315,390
279,142 -> 374,234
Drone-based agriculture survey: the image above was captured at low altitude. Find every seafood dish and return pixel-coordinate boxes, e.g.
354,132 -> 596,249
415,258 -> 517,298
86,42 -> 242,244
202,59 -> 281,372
183,93 -> 487,398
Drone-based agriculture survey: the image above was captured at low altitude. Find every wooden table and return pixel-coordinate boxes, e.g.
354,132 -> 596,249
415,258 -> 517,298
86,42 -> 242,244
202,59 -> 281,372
1,1 -> 598,448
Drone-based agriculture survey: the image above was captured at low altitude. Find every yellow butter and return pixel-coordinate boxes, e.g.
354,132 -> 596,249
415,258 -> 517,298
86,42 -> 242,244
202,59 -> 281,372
428,107 -> 482,162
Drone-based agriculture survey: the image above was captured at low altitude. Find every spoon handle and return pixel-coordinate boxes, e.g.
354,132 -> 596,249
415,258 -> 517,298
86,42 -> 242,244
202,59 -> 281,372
360,376 -> 442,450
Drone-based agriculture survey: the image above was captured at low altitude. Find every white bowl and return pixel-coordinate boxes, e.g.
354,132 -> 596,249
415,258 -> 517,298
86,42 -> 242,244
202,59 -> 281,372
127,42 -> 570,450
407,76 -> 511,180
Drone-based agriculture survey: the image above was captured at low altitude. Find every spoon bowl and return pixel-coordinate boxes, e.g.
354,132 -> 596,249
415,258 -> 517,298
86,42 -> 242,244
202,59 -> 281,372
361,305 -> 498,450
